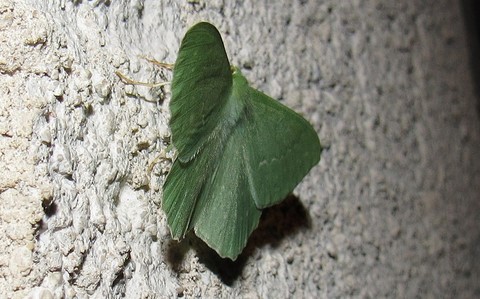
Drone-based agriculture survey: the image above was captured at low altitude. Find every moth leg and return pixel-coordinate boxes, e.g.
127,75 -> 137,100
139,55 -> 174,70
115,71 -> 170,88
147,145 -> 176,176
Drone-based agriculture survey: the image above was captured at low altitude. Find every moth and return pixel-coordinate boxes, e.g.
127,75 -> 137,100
163,22 -> 322,260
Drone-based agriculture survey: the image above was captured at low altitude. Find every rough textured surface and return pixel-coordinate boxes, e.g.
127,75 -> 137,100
1,0 -> 479,298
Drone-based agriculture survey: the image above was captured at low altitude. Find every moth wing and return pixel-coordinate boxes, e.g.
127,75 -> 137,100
243,88 -> 322,209
171,22 -> 232,162
162,151 -> 212,239
189,127 -> 262,260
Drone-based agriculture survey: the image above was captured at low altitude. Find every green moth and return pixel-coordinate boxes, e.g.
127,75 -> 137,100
163,22 -> 322,260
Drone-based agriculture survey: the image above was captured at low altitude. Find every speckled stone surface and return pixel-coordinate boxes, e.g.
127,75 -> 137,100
1,0 -> 479,298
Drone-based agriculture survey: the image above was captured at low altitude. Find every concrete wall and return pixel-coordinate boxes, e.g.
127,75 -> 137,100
0,0 -> 478,297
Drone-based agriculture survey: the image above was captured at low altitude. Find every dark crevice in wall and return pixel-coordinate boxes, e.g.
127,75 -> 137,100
461,0 -> 480,116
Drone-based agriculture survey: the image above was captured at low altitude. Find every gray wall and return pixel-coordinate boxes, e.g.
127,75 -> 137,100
0,0 -> 478,297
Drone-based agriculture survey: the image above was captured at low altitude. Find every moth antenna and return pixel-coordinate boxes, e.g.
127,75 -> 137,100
138,55 -> 175,70
115,71 -> 170,88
